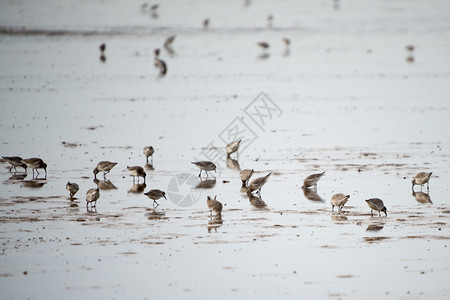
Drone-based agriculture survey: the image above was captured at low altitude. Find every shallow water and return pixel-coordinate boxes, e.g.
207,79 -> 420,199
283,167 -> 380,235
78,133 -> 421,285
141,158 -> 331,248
1,0 -> 450,298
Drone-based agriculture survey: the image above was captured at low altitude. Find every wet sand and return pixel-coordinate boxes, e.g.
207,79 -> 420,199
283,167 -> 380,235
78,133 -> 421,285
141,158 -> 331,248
1,0 -> 450,298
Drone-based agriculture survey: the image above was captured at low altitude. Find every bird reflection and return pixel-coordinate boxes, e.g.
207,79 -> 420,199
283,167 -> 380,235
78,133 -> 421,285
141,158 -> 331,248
258,53 -> 270,60
21,178 -> 47,188
94,178 -> 118,190
144,163 -> 154,171
146,209 -> 166,220
195,178 -> 216,189
208,214 -> 223,233
302,187 -> 324,202
248,193 -> 267,208
226,157 -> 240,170
128,183 -> 147,194
412,191 -> 432,204
366,223 -> 384,231
6,173 -> 27,181
331,214 -> 348,221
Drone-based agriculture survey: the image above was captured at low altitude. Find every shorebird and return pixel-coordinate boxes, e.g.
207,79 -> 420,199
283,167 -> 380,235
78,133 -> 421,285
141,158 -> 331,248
226,139 -> 241,157
164,35 -> 175,48
257,42 -> 270,50
99,43 -> 106,53
143,146 -> 154,163
282,37 -> 290,47
93,161 -> 117,179
66,182 -> 79,199
86,187 -> 100,208
302,172 -> 325,189
127,166 -> 146,183
247,172 -> 271,195
240,169 -> 254,187
406,45 -> 414,52
365,198 -> 387,217
412,172 -> 432,191
154,48 -> 160,57
331,193 -> 350,212
22,158 -> 47,177
144,189 -> 166,208
267,14 -> 273,27
206,195 -> 223,216
191,161 -> 217,177
2,156 -> 27,173
154,57 -> 167,75
203,18 -> 210,30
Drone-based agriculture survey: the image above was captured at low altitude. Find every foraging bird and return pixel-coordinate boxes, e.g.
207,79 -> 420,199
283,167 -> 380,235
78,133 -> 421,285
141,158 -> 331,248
406,45 -> 414,52
66,182 -> 79,199
154,48 -> 160,57
150,3 -> 159,10
127,166 -> 146,183
99,43 -> 106,53
2,156 -> 27,173
22,158 -> 47,177
163,35 -> 175,47
86,187 -> 100,208
267,14 -> 273,27
365,198 -> 387,217
191,161 -> 217,177
331,193 -> 350,212
203,18 -> 210,30
240,169 -> 254,187
282,37 -> 290,47
257,42 -> 270,50
412,172 -> 432,190
206,195 -> 223,216
247,172 -> 271,195
143,146 -> 155,163
302,172 -> 325,189
144,189 -> 166,208
93,161 -> 117,179
226,139 -> 241,157
154,57 -> 167,75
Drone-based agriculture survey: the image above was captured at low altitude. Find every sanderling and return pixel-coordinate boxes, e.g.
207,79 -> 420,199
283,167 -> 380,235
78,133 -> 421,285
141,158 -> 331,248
143,146 -> 154,163
267,14 -> 273,27
331,193 -> 350,212
93,161 -> 117,179
154,57 -> 167,75
203,18 -> 210,30
412,172 -> 432,191
226,139 -> 241,157
239,169 -> 254,187
66,182 -> 79,199
86,187 -> 100,208
257,42 -> 270,50
144,189 -> 167,208
191,161 -> 217,177
206,195 -> 223,216
365,198 -> 387,217
164,35 -> 175,48
99,43 -> 106,53
302,172 -> 325,189
282,37 -> 290,47
247,172 -> 271,195
127,166 -> 146,183
2,156 -> 27,173
22,158 -> 47,177
406,45 -> 414,52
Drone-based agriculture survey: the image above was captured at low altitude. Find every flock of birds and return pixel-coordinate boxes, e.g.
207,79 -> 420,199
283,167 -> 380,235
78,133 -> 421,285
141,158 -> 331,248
2,138 -> 433,218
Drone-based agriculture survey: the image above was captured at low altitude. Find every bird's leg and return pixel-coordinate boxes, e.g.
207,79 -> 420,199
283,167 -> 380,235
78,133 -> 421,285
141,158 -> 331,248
44,169 -> 47,178
332,205 -> 334,212
198,170 -> 202,177
371,210 -> 373,217
206,171 -> 209,178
